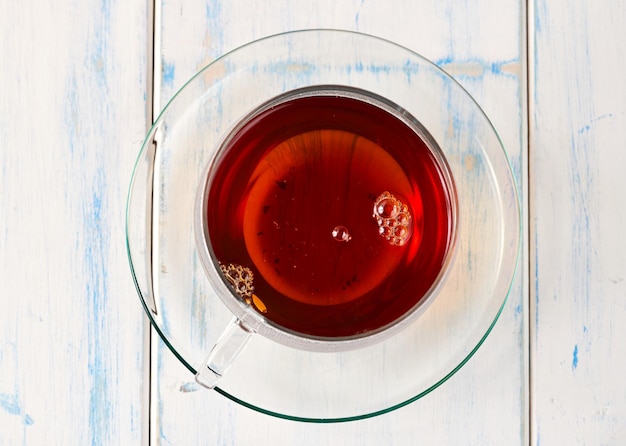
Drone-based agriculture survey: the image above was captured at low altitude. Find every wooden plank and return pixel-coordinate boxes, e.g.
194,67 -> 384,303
154,0 -> 527,444
0,1 -> 149,444
530,0 -> 626,444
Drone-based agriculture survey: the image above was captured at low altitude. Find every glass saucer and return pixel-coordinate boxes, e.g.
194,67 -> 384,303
126,29 -> 520,422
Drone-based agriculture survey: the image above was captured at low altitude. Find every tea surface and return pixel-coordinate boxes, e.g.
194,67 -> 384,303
207,90 -> 455,338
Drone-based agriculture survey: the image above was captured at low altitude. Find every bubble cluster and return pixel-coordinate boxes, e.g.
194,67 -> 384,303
219,262 -> 267,313
331,225 -> 351,242
373,191 -> 412,246
219,262 -> 255,298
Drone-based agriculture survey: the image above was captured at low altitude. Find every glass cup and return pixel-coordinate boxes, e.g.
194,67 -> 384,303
126,29 -> 521,421
193,85 -> 459,388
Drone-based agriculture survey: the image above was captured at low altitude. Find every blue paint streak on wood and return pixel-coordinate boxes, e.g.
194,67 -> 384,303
90,0 -> 112,88
569,84 -> 594,315
157,347 -> 170,445
205,0 -> 224,57
402,56 -> 520,89
578,113 -> 615,134
354,0 -> 366,28
63,1 -> 117,439
83,6 -> 115,445
367,63 -> 391,75
179,381 -> 200,393
266,61 -> 316,76
64,75 -> 79,156
162,62 -> 175,86
435,57 -> 520,79
258,56 -> 521,89
84,173 -> 113,446
572,344 -> 579,370
0,392 -> 34,425
532,1 -> 545,107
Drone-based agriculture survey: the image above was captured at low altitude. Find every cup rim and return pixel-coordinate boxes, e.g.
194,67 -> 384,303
194,84 -> 459,353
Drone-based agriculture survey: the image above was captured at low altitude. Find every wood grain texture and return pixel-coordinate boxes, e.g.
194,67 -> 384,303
0,1 -> 149,444
153,0 -> 528,444
530,0 -> 626,444
4,0 -> 625,443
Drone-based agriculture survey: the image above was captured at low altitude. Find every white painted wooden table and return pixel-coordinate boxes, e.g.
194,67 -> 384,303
1,0 -> 624,444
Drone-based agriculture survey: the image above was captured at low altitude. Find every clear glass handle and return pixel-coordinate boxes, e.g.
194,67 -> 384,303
195,318 -> 253,389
